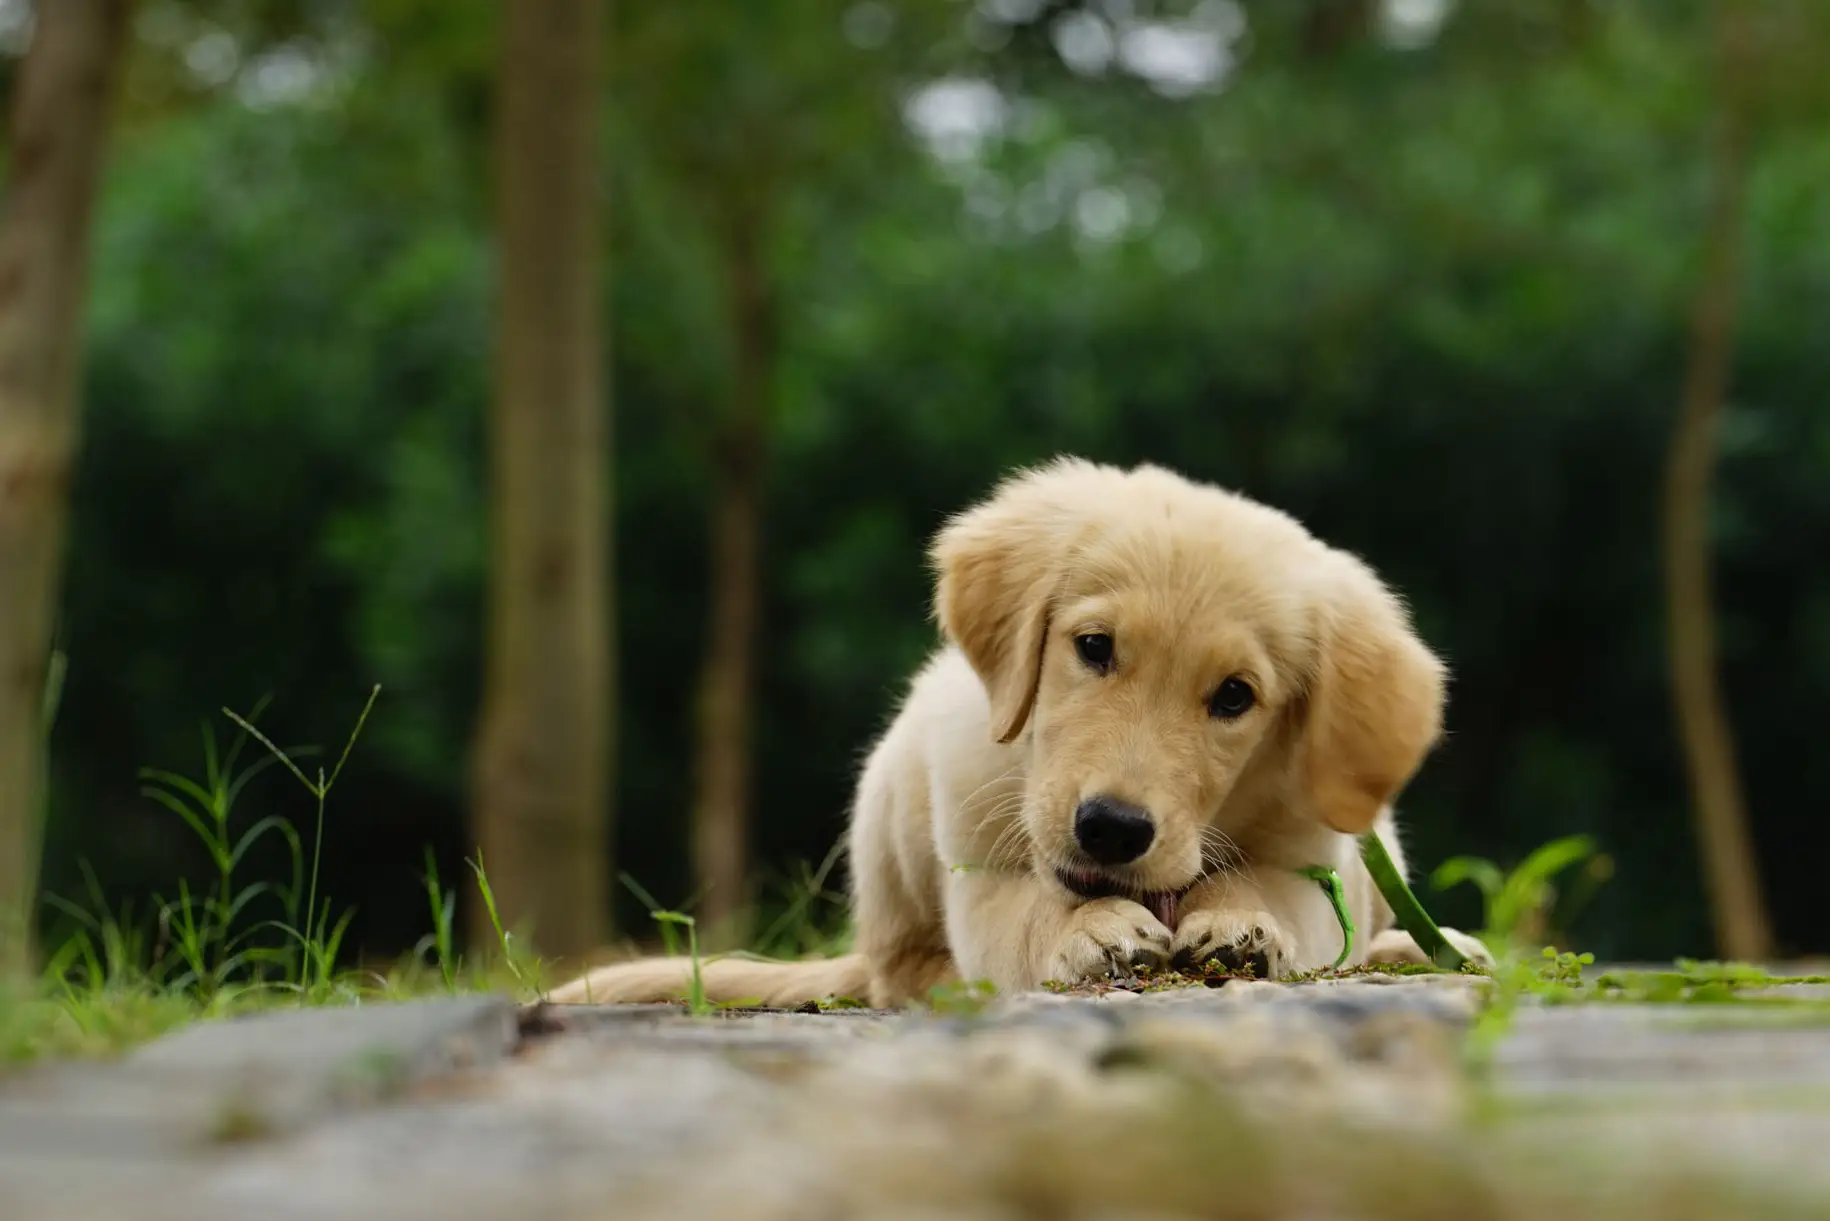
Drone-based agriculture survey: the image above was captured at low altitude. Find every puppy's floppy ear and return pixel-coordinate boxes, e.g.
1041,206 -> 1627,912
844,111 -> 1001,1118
1301,560 -> 1447,835
931,460 -> 1099,743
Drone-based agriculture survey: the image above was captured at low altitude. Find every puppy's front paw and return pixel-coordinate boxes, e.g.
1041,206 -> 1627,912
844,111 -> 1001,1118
1170,909 -> 1293,980
1043,897 -> 1173,984
1365,926 -> 1495,970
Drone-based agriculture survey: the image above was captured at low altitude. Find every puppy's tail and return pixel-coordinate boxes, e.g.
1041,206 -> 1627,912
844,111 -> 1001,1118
546,952 -> 873,1008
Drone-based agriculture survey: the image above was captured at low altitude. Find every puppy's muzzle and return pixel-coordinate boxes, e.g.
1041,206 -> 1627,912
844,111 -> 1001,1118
1073,794 -> 1155,865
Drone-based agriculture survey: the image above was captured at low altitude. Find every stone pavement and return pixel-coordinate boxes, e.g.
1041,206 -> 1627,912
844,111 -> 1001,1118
3,969 -> 1830,1221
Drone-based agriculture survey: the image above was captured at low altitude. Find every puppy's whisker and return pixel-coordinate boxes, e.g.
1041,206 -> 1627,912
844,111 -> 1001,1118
971,791 -> 1025,819
961,792 -> 1032,866
956,764 -> 1025,813
966,795 -> 1026,841
985,821 -> 1033,872
1199,823 -> 1239,851
1195,830 -> 1251,893
1197,825 -> 1243,865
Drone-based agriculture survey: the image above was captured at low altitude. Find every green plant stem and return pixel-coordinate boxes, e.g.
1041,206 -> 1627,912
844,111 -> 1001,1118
1359,832 -> 1471,971
305,784 -> 327,979
1296,865 -> 1355,968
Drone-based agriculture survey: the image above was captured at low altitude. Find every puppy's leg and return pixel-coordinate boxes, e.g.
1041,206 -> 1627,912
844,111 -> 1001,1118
852,869 -> 958,1006
852,870 -> 958,1007
1171,866 -> 1347,979
846,768 -> 959,1007
1365,926 -> 1494,969
944,868 -> 1172,990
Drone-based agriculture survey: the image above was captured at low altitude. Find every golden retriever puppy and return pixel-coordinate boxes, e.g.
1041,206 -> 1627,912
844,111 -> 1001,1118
551,458 -> 1488,1008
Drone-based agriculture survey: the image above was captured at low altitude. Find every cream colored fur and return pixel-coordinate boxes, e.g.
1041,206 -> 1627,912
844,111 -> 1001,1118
550,458 -> 1488,1008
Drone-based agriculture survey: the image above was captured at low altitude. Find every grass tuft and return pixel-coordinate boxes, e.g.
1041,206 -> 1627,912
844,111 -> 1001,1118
6,686 -> 548,1066
618,872 -> 710,1015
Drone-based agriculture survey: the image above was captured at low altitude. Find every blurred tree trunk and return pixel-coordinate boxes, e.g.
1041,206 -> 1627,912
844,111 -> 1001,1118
0,0 -> 130,976
1662,2 -> 1772,962
471,0 -> 612,964
689,214 -> 774,945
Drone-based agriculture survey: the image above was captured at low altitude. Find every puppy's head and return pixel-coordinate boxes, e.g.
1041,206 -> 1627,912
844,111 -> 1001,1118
931,458 -> 1446,909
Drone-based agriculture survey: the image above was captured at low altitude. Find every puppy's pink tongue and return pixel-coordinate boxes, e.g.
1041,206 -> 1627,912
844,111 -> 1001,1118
1143,891 -> 1179,933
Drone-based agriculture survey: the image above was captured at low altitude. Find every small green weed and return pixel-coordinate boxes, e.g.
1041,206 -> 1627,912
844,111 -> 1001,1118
618,873 -> 710,1015
1589,959 -> 1830,1005
221,685 -> 380,997
747,841 -> 851,961
125,698 -> 306,994
416,847 -> 460,992
465,851 -> 547,994
1463,945 -> 1830,1081
1431,833 -> 1610,954
8,687 -> 550,1066
923,978 -> 997,1016
1462,947 -> 1592,1073
41,688 -> 375,1004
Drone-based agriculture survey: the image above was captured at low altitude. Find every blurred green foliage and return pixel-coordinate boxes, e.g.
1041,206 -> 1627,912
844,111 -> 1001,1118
24,0 -> 1830,962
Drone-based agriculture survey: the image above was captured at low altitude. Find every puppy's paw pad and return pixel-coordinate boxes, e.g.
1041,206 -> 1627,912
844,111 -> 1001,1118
1170,911 -> 1291,981
1046,898 -> 1172,983
1171,940 -> 1270,980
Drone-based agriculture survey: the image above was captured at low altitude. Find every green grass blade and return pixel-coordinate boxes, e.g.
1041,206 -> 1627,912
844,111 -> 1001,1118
219,709 -> 321,795
1359,832 -> 1471,971
137,769 -> 220,815
220,693 -> 275,776
320,685 -> 382,794
138,786 -> 227,862
228,816 -> 298,873
1429,855 -> 1506,900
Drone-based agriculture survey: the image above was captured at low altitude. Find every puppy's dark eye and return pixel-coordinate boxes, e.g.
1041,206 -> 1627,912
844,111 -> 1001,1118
1208,677 -> 1255,719
1074,633 -> 1115,674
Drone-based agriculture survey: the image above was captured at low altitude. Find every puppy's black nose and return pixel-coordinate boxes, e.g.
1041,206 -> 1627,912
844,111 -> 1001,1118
1073,795 -> 1155,865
